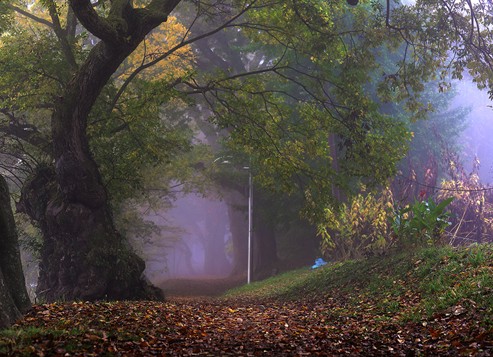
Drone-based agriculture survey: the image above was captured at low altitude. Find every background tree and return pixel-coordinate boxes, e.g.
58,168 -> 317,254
0,174 -> 30,329
392,86 -> 471,203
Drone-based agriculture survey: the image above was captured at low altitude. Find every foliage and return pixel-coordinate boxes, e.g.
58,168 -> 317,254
2,0 -> 493,304
0,3 -> 13,33
437,157 -> 493,245
88,85 -> 194,206
117,16 -> 194,83
393,196 -> 454,246
0,0 -> 201,215
2,0 -> 487,228
384,0 -> 493,99
2,245 -> 492,355
318,188 -> 395,260
194,0 -> 413,220
317,187 -> 454,260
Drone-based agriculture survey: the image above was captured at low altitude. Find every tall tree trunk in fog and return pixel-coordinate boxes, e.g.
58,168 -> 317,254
225,191 -> 248,276
0,175 -> 31,328
251,189 -> 278,280
252,217 -> 278,280
17,0 -> 180,302
203,204 -> 230,276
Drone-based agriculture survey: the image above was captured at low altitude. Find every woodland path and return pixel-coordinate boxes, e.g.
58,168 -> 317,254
157,276 -> 245,297
4,290 -> 491,356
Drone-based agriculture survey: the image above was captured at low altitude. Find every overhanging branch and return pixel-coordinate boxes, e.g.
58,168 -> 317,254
6,4 -> 53,28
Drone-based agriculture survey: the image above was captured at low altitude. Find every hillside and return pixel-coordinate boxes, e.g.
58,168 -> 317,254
225,244 -> 493,323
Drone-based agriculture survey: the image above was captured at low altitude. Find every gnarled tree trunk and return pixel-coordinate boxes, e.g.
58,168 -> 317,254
0,175 -> 31,328
17,0 -> 181,302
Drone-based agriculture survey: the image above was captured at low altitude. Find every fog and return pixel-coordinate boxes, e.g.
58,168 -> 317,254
138,80 -> 493,289
454,81 -> 493,182
17,82 -> 493,300
141,193 -> 233,285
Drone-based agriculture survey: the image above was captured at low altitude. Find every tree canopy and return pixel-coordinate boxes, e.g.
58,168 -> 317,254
0,0 -> 492,301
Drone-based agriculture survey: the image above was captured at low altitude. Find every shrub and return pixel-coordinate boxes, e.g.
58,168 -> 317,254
318,188 -> 455,261
318,189 -> 395,260
392,197 -> 453,247
437,157 -> 493,245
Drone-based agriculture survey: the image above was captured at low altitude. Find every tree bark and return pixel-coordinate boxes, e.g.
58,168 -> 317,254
17,1 -> 182,302
0,175 -> 31,329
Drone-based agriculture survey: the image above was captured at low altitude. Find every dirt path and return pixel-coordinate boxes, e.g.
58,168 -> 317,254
156,276 -> 245,297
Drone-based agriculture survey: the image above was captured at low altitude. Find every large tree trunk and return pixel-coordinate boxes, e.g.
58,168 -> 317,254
17,1 -> 181,302
225,190 -> 248,277
252,218 -> 278,281
0,175 -> 31,328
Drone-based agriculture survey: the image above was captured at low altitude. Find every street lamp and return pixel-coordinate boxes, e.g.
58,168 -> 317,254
214,156 -> 253,284
244,165 -> 253,284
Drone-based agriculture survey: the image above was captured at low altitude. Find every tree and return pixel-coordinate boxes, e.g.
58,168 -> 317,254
182,3 -> 408,276
383,0 -> 493,98
11,0 -> 185,301
0,174 -> 30,329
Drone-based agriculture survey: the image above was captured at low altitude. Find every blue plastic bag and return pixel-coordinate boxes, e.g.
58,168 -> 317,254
311,258 -> 327,269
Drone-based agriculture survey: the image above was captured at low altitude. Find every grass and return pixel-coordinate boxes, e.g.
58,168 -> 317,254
0,326 -> 85,354
223,243 -> 493,325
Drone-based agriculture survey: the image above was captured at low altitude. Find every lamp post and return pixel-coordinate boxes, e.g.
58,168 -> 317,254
245,165 -> 253,284
214,156 -> 253,284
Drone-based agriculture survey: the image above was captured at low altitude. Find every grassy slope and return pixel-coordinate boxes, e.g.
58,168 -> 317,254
224,244 -> 493,326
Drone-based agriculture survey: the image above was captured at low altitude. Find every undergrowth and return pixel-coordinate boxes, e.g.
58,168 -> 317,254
223,243 -> 493,325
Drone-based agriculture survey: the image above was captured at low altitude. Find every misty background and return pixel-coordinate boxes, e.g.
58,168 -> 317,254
17,76 -> 492,299
133,80 -> 493,286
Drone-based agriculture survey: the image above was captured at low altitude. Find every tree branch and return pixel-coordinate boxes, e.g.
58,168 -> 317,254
69,0 -> 124,44
65,5 -> 78,43
109,1 -> 254,112
146,0 -> 182,22
0,125 -> 52,157
6,4 -> 53,28
45,0 -> 78,71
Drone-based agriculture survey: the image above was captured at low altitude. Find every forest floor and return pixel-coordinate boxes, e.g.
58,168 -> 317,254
1,244 -> 492,356
156,275 -> 245,297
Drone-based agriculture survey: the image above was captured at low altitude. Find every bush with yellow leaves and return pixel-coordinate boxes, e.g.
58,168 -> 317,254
437,157 -> 493,245
318,189 -> 396,261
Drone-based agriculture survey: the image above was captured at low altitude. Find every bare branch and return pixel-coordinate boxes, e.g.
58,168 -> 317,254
5,4 -> 53,29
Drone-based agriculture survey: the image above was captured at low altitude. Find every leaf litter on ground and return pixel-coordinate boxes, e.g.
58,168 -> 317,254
2,245 -> 493,355
1,294 -> 491,356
